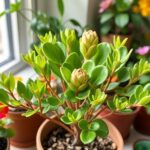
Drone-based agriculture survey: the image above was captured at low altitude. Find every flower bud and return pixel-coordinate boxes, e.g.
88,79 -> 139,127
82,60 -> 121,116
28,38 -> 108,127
60,29 -> 76,45
70,68 -> 88,91
80,30 -> 98,59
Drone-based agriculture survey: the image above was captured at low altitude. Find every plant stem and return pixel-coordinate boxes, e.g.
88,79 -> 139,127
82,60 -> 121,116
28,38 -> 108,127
38,97 -> 42,114
43,75 -> 60,99
39,113 -> 74,135
90,106 -> 107,122
18,10 -> 31,22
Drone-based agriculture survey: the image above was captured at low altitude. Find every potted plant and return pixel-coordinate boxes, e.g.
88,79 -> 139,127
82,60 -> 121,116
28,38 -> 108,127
0,103 -> 14,150
1,29 -> 150,149
0,76 -> 45,148
98,0 -> 150,47
131,46 -> 150,136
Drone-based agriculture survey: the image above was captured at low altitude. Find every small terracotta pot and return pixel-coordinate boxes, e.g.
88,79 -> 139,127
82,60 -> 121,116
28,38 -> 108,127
7,111 -> 45,148
36,118 -> 124,150
101,34 -> 132,48
133,107 -> 150,135
100,107 -> 140,139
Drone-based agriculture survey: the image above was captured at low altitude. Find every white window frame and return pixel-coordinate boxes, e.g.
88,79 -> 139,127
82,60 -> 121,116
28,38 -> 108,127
0,0 -> 33,74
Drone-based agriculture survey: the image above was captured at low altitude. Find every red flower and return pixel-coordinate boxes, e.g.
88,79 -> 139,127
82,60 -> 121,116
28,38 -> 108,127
0,103 -> 8,119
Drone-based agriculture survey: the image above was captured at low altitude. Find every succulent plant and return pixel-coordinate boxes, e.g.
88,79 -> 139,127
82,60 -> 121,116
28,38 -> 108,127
0,29 -> 150,145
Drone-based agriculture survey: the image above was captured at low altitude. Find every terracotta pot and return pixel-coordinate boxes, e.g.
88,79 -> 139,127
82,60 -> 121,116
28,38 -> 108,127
7,111 -> 45,148
36,118 -> 124,150
101,34 -> 132,48
100,107 -> 140,139
133,107 -> 150,135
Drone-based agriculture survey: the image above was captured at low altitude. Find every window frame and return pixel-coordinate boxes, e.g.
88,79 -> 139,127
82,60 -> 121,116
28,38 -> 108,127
0,0 -> 33,74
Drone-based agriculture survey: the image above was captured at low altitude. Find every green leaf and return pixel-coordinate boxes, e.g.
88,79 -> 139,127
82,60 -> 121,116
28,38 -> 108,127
69,19 -> 81,27
82,60 -> 95,76
46,97 -> 60,106
107,82 -> 119,90
115,14 -> 129,28
60,66 -> 71,83
73,109 -> 83,120
57,0 -> 64,17
100,11 -> 114,24
116,0 -> 131,12
138,96 -> 150,106
0,89 -> 9,104
22,108 -> 39,117
49,62 -> 62,78
43,43 -> 65,64
0,127 -> 15,138
117,67 -> 129,82
94,119 -> 109,138
60,116 -> 72,125
80,130 -> 96,144
90,65 -> 108,86
76,89 -> 90,100
100,24 -> 111,35
64,52 -> 81,71
79,119 -> 88,130
94,43 -> 111,65
9,99 -> 21,107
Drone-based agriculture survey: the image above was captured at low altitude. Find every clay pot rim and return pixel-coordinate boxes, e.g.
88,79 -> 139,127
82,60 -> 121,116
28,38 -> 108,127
36,116 -> 124,150
132,139 -> 150,150
106,107 -> 140,116
8,110 -> 25,115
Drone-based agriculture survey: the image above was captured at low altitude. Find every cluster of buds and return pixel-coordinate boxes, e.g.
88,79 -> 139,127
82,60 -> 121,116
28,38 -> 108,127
70,68 -> 89,91
80,30 -> 98,59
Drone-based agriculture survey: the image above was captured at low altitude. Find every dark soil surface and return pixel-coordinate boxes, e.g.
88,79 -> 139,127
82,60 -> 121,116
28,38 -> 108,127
42,127 -> 117,150
0,138 -> 7,150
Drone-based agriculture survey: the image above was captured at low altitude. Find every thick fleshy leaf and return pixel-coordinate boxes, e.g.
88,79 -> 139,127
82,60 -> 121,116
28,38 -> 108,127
82,60 -> 95,76
138,96 -> 150,106
94,119 -> 109,138
76,89 -> 90,100
80,130 -> 96,144
46,97 -> 60,106
94,43 -> 111,65
78,119 -> 88,130
90,65 -> 108,86
64,52 -> 81,71
0,89 -> 9,104
43,43 -> 65,64
117,67 -> 129,82
60,66 -> 71,83
22,108 -> 39,117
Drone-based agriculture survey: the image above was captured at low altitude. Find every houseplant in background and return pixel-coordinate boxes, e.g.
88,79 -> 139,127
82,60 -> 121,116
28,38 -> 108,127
0,103 -> 14,150
0,76 -> 45,148
98,0 -> 150,48
1,29 -> 150,149
0,0 -> 84,46
132,46 -> 150,136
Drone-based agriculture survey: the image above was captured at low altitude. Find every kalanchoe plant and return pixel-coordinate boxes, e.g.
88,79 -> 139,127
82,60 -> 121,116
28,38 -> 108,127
1,29 -> 150,145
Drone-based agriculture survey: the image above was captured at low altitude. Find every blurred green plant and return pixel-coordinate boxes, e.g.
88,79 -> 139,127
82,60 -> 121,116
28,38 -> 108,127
99,0 -> 150,35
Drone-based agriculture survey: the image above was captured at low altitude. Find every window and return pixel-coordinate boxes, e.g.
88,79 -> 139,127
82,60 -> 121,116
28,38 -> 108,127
0,0 -> 32,73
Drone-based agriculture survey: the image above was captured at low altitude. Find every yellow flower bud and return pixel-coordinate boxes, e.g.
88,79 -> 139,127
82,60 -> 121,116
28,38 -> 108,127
80,30 -> 98,59
70,68 -> 88,91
